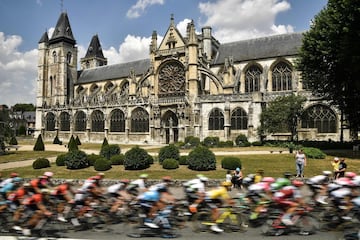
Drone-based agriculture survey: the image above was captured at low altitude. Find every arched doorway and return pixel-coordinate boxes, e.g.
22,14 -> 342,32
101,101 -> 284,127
161,111 -> 179,144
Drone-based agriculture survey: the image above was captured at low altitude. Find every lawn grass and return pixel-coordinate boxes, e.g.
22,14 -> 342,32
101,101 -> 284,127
1,152 -> 359,180
0,151 -> 62,164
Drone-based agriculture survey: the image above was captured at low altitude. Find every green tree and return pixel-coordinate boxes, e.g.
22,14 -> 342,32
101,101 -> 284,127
33,134 -> 45,151
297,0 -> 360,139
260,94 -> 306,141
68,135 -> 78,152
12,103 -> 35,112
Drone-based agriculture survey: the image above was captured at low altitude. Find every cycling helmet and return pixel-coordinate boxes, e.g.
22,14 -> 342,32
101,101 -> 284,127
13,177 -> 22,183
276,177 -> 291,187
262,177 -> 275,183
292,180 -> 304,188
236,167 -> 241,172
270,182 -> 282,191
336,177 -> 354,187
345,172 -> 357,179
189,204 -> 198,213
120,179 -> 130,184
351,176 -> 360,186
162,176 -> 172,182
221,181 -> 232,187
10,172 -> 19,177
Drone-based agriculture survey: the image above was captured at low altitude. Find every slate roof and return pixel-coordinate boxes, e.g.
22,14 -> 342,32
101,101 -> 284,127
212,32 -> 304,65
38,31 -> 49,44
49,12 -> 76,45
84,34 -> 105,59
77,59 -> 150,84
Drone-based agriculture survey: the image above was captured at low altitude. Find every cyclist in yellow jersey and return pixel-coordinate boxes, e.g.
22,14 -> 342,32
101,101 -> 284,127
205,181 -> 234,232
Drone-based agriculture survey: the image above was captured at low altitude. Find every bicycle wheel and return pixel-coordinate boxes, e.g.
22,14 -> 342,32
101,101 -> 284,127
296,215 -> 319,235
191,211 -> 213,233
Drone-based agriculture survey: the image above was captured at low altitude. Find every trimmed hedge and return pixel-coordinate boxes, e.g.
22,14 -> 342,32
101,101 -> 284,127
302,147 -> 326,159
124,146 -> 151,170
68,135 -> 78,152
33,134 -> 45,151
179,155 -> 188,165
184,136 -> 200,148
33,157 -> 50,169
9,136 -> 18,145
221,156 -> 242,170
162,158 -> 179,169
158,144 -> 180,164
87,154 -> 101,166
203,136 -> 220,148
64,150 -> 88,169
100,144 -> 121,160
55,154 -> 67,166
94,157 -> 112,171
187,145 -> 216,171
110,154 -> 125,165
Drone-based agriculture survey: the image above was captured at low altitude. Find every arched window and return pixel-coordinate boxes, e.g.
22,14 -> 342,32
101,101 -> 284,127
231,108 -> 248,130
74,111 -> 86,131
52,51 -> 57,63
208,108 -> 224,130
245,65 -> 261,92
66,52 -> 72,64
59,112 -> 70,131
91,110 -> 104,132
131,108 -> 149,132
272,62 -> 292,91
110,109 -> 125,132
301,105 -> 337,133
45,112 -> 56,131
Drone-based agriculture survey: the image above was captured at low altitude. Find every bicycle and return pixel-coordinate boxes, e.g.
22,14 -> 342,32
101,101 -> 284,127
192,205 -> 248,233
261,206 -> 319,236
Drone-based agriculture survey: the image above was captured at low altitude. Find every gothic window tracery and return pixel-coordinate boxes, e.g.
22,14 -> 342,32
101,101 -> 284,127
208,108 -> 224,130
131,108 -> 149,132
231,108 -> 248,130
272,62 -> 292,91
158,61 -> 185,97
59,112 -> 70,131
301,105 -> 337,133
110,109 -> 125,132
74,111 -> 86,131
45,112 -> 55,131
245,65 -> 261,92
91,110 -> 104,132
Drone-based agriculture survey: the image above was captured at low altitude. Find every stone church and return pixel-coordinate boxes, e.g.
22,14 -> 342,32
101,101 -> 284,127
35,12 -> 349,144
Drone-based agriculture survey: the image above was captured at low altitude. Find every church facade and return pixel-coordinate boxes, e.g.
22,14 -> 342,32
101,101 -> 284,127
35,12 -> 349,144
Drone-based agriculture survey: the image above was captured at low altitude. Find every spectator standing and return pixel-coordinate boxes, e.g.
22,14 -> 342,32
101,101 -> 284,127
225,170 -> 232,183
331,157 -> 340,179
337,158 -> 347,178
295,149 -> 307,178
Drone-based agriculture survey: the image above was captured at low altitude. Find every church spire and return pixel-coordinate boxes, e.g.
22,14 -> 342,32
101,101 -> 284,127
85,34 -> 105,59
49,12 -> 76,45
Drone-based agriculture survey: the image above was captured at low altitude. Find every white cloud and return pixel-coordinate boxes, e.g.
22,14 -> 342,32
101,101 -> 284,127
198,0 -> 293,42
0,32 -> 37,107
127,0 -> 165,19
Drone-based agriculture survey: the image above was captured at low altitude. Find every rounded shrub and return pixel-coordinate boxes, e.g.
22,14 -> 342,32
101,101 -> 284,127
33,134 -> 45,151
64,150 -> 88,169
32,158 -> 50,169
235,134 -> 249,147
124,146 -> 151,170
9,136 -> 18,145
100,144 -> 121,160
187,145 -> 216,171
55,153 -> 67,166
221,156 -> 242,170
147,154 -> 154,165
94,157 -> 112,171
87,153 -> 101,166
162,158 -> 179,169
203,136 -> 220,148
158,144 -> 180,164
110,154 -> 125,165
302,147 -> 326,159
179,155 -> 188,165
218,140 -> 234,148
184,136 -> 200,148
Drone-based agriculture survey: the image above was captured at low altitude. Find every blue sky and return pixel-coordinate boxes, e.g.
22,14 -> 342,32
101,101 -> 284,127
0,0 -> 327,107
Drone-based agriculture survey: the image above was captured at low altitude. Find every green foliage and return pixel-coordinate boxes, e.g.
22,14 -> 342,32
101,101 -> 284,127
147,153 -> 154,164
32,157 -> 50,169
18,125 -> 26,136
187,145 -> 216,171
0,140 -> 5,153
87,153 -> 101,166
162,158 -> 179,169
100,144 -> 121,160
33,134 -> 45,151
184,136 -> 200,148
9,136 -> 18,145
179,155 -> 188,165
101,138 -> 109,150
110,154 -> 125,165
158,144 -> 180,164
218,140 -> 234,148
12,103 -> 35,112
203,136 -> 220,148
68,135 -> 78,152
221,157 -> 242,170
260,94 -> 306,141
53,135 -> 61,144
94,157 -> 112,171
75,135 -> 81,145
64,150 -> 88,169
302,147 -> 326,159
251,141 -> 263,146
235,134 -> 249,147
55,154 -> 67,166
124,146 -> 151,170
297,0 -> 360,136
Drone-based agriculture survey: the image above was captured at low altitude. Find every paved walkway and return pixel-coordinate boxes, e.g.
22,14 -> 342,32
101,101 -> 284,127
0,144 -> 288,170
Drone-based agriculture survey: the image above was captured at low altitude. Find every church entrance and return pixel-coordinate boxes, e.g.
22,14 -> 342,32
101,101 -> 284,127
162,111 -> 178,144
